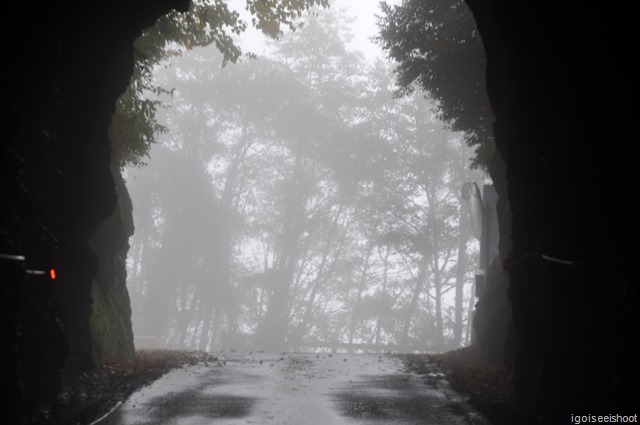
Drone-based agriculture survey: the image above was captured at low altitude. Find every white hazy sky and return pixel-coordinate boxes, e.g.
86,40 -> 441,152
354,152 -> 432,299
230,0 -> 398,62
332,0 -> 390,60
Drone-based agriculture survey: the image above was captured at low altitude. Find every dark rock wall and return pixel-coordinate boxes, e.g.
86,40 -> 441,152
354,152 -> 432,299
467,0 -> 638,421
89,167 -> 135,362
474,257 -> 514,369
2,0 -> 188,419
472,168 -> 515,372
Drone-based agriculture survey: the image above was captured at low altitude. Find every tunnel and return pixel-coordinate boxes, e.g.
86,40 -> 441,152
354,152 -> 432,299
2,1 -> 637,423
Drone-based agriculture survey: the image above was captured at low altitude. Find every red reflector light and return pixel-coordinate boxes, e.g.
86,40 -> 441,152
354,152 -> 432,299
50,269 -> 56,280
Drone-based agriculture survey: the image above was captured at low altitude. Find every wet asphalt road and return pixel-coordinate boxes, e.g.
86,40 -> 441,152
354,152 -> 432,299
96,352 -> 490,425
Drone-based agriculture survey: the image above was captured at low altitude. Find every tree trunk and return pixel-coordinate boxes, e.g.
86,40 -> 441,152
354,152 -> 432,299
349,242 -> 373,347
296,200 -> 347,343
400,257 -> 427,347
432,252 -> 444,348
260,149 -> 307,350
372,246 -> 391,345
197,296 -> 214,351
453,202 -> 469,346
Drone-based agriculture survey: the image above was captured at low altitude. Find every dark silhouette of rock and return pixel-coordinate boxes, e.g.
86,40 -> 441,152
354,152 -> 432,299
2,1 -> 189,421
467,0 -> 638,421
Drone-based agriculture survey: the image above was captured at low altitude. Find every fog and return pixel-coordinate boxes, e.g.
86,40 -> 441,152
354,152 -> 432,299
124,5 -> 486,354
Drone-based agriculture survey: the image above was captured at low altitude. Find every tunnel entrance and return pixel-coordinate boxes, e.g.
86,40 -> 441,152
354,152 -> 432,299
117,0 -> 491,355
5,0 -> 638,423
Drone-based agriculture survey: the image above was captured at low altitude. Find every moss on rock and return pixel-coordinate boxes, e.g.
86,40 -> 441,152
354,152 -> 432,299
89,169 -> 135,362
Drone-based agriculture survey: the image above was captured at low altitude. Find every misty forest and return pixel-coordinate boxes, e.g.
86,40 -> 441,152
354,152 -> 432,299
120,4 -> 488,354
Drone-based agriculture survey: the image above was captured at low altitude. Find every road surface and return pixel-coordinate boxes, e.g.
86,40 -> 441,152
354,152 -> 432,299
96,352 -> 490,425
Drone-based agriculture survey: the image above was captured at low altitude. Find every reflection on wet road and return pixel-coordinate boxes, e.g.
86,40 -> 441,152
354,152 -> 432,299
98,353 -> 490,425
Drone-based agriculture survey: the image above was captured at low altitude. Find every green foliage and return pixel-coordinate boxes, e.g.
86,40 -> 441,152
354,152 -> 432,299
112,0 -> 329,169
246,0 -> 330,38
375,0 -> 496,170
111,85 -> 168,168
